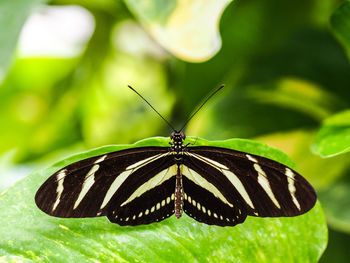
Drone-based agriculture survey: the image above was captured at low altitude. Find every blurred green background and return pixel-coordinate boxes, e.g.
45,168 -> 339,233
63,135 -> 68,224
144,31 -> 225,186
1,0 -> 350,261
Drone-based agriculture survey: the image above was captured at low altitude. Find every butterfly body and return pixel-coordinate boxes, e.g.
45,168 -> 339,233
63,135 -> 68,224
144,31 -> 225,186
169,131 -> 186,219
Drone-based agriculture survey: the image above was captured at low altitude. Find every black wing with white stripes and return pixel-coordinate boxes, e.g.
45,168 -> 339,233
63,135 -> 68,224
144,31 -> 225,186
183,146 -> 316,224
35,143 -> 316,227
35,147 -> 176,225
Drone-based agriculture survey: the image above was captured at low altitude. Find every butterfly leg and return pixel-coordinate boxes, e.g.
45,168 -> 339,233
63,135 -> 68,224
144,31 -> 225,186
183,137 -> 198,149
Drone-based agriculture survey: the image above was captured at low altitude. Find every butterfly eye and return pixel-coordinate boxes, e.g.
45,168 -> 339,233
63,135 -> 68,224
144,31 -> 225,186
180,132 -> 186,140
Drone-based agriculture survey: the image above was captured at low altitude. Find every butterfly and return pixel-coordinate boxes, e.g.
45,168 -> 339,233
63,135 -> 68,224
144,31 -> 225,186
35,85 -> 316,227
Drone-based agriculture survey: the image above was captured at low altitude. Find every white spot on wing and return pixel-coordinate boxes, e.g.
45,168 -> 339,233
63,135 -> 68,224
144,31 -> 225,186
52,169 -> 66,212
286,168 -> 301,210
246,154 -> 258,163
73,164 -> 99,209
254,163 -> 281,209
94,155 -> 107,164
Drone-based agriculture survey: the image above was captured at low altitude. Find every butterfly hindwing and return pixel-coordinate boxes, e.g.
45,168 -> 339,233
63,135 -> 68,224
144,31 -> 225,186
108,176 -> 176,226
186,146 -> 316,217
179,157 -> 248,226
181,173 -> 247,226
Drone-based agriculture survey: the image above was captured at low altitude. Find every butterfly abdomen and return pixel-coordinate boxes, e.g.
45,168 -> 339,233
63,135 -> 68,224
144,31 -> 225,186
174,165 -> 184,219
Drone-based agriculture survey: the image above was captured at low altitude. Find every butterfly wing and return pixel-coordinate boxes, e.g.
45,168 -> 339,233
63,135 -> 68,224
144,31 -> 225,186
181,163 -> 247,226
35,146 -> 176,225
184,146 -> 316,220
107,174 -> 176,226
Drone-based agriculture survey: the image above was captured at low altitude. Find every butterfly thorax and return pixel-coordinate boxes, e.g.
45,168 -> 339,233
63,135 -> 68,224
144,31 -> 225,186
170,131 -> 185,218
170,131 -> 186,157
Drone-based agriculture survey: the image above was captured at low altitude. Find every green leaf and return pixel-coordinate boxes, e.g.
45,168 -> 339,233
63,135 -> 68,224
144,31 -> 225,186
0,137 -> 327,262
331,0 -> 350,59
0,0 -> 48,81
124,0 -> 232,62
312,110 -> 350,157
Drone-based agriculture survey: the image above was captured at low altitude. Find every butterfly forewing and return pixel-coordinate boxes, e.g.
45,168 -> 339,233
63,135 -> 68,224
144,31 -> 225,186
35,147 -> 172,220
186,146 -> 317,217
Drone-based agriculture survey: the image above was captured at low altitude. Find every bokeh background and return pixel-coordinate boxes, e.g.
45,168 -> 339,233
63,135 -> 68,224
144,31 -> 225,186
1,0 -> 350,261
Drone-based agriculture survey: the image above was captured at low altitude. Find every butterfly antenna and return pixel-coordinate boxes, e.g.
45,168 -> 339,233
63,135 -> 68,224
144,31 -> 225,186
179,84 -> 224,132
128,85 -> 177,132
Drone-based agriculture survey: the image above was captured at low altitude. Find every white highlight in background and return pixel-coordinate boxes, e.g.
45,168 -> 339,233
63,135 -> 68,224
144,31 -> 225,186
18,5 -> 95,58
113,20 -> 167,60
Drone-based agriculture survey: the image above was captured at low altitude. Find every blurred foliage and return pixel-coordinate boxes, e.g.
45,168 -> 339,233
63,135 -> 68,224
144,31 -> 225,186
124,0 -> 232,62
312,110 -> 350,157
0,137 -> 327,262
0,0 -> 48,80
331,0 -> 350,58
320,229 -> 350,263
1,0 -> 350,261
318,168 -> 350,233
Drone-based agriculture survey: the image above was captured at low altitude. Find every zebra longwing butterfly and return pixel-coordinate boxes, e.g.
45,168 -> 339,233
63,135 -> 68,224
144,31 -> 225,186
35,85 -> 316,227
